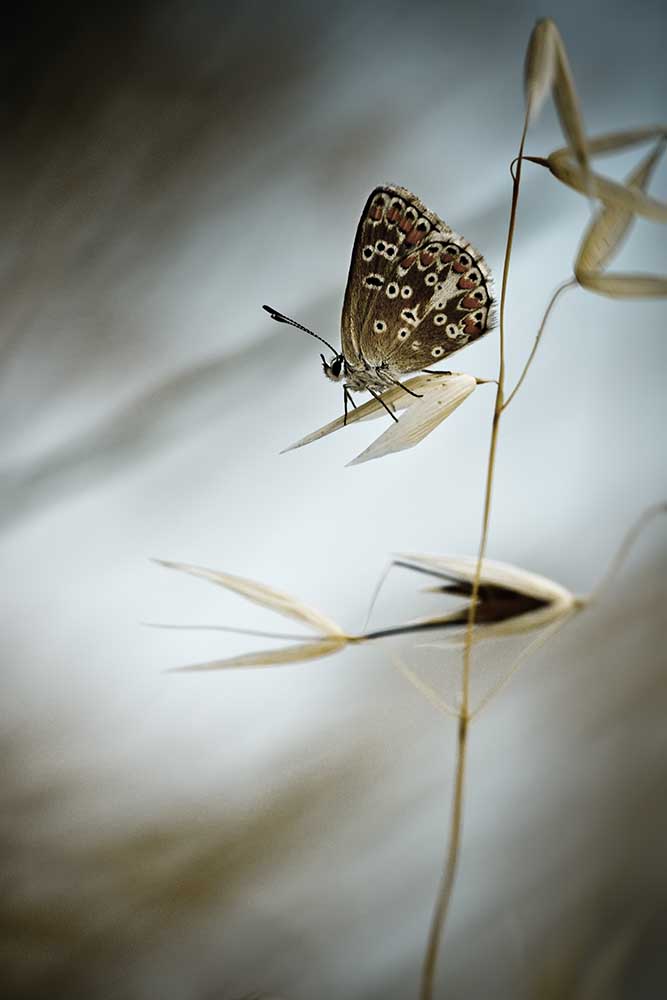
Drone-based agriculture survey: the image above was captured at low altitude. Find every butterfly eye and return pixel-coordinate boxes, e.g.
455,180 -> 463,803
474,312 -> 484,321
385,244 -> 397,258
425,272 -> 437,286
401,309 -> 418,324
400,286 -> 413,299
397,328 -> 410,340
376,241 -> 386,253
373,320 -> 387,334
446,324 -> 459,339
386,282 -> 399,299
434,313 -> 447,326
365,274 -> 384,288
459,255 -> 470,267
362,245 -> 374,260
431,346 -> 445,357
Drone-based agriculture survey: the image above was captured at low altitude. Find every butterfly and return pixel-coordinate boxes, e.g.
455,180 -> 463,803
264,184 -> 494,423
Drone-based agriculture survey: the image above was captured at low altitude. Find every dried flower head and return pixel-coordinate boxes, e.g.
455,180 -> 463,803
283,372 -> 480,465
153,553 -> 583,673
383,554 -> 584,641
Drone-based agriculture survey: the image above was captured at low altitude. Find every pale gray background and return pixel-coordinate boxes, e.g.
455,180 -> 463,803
1,1 -> 666,998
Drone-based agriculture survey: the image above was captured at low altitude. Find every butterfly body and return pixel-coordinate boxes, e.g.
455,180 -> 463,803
322,353 -> 410,394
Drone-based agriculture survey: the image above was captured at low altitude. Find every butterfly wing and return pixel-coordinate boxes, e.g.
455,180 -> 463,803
341,185 -> 494,372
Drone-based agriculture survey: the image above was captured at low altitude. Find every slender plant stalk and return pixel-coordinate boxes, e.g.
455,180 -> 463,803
502,278 -> 576,411
419,114 -> 529,1000
588,501 -> 667,603
419,714 -> 467,1000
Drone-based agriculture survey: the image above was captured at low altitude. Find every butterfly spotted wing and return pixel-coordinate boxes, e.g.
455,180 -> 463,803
341,185 -> 494,373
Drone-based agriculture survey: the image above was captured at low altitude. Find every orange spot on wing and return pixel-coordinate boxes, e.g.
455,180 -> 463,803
452,261 -> 468,273
420,251 -> 435,267
461,295 -> 482,309
463,316 -> 483,335
405,227 -> 424,246
457,276 -> 477,290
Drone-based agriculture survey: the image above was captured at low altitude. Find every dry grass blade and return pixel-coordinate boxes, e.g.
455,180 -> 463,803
551,125 -> 667,160
577,141 -> 665,272
524,19 -> 556,124
524,20 -> 589,177
347,374 -> 477,466
169,637 -> 348,671
395,553 -> 570,604
546,128 -> 667,222
154,559 -> 344,636
576,140 -> 667,297
575,273 -> 667,297
551,22 -> 589,178
281,373 -> 454,453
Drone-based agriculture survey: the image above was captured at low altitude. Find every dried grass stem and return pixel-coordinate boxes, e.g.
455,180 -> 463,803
419,115 -> 529,999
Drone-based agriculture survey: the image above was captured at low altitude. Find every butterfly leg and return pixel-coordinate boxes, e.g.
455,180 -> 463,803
381,372 -> 423,399
367,386 -> 399,423
387,376 -> 423,399
343,386 -> 357,426
421,369 -> 452,375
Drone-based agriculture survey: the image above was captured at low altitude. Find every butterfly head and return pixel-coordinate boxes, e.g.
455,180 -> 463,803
320,352 -> 345,383
262,305 -> 346,382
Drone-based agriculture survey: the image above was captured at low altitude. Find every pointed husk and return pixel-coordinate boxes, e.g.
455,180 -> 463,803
169,636 -> 348,672
575,139 -> 667,297
154,559 -> 344,637
393,554 -> 577,639
524,19 -> 556,124
524,19 -> 589,178
548,142 -> 667,223
282,372 -> 463,454
347,374 -> 477,466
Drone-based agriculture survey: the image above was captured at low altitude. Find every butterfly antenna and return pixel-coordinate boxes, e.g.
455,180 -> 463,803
262,304 -> 339,356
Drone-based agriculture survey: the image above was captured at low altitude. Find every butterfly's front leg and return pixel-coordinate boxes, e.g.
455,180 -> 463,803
343,386 -> 357,426
366,386 -> 399,423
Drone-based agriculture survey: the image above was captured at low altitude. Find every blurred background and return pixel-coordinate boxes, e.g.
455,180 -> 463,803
1,1 -> 666,998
